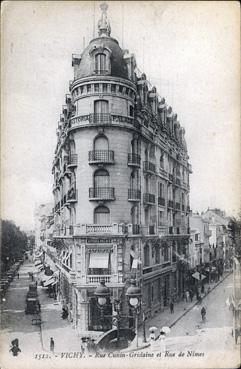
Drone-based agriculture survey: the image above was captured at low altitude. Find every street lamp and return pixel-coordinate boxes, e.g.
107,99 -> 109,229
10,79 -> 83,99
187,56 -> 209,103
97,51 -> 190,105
126,279 -> 141,348
94,278 -> 110,320
94,279 -> 123,348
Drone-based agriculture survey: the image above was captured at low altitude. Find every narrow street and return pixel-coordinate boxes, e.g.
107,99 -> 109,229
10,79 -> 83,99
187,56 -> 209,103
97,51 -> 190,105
146,273 -> 240,368
0,260 -> 80,368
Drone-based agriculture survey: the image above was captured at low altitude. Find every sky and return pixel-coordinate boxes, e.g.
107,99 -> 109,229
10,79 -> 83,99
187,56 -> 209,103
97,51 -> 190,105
1,1 -> 240,231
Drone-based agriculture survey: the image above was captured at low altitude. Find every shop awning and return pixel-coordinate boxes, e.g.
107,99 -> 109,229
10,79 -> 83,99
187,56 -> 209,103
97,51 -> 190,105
43,278 -> 55,287
41,274 -> 53,282
192,272 -> 206,281
89,253 -> 109,269
35,260 -> 42,266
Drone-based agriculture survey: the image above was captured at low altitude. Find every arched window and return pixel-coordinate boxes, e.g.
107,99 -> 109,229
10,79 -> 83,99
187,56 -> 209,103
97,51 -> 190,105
94,135 -> 108,151
144,244 -> 150,266
94,169 -> 110,188
94,206 -> 110,224
95,53 -> 107,74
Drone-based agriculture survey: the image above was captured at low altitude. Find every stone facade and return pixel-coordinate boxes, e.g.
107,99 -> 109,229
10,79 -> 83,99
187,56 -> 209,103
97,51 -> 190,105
49,4 -> 192,334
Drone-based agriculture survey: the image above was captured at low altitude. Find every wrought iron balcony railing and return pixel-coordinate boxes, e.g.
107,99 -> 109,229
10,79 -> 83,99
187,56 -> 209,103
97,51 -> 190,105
143,161 -> 156,174
88,150 -> 114,164
143,193 -> 155,205
128,153 -> 141,167
89,187 -> 115,200
89,113 -> 111,124
128,189 -> 141,201
175,202 -> 181,211
67,189 -> 78,202
67,154 -> 78,167
158,197 -> 165,206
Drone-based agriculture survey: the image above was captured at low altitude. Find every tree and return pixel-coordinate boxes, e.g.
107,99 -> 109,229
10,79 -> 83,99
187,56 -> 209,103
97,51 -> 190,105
1,220 -> 28,271
227,214 -> 241,259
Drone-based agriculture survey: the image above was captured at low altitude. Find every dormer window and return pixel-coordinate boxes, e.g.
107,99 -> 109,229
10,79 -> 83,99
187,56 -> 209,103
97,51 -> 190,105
95,53 -> 107,74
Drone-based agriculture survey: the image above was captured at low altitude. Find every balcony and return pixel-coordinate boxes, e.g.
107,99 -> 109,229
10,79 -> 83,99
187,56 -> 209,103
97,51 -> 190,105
142,225 -> 156,236
89,113 -> 111,124
128,189 -> 141,202
89,187 -> 115,201
67,154 -> 78,168
128,153 -> 141,167
175,177 -> 181,186
94,69 -> 109,75
143,193 -> 156,205
74,223 -> 125,236
86,275 -> 111,284
159,168 -> 168,179
67,189 -> 78,203
143,161 -> 156,174
175,202 -> 181,211
168,200 -> 174,209
158,197 -> 165,206
128,224 -> 140,235
88,150 -> 114,164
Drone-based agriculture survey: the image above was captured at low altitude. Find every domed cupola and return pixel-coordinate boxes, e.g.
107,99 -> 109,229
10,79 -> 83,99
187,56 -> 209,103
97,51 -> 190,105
73,3 -> 129,80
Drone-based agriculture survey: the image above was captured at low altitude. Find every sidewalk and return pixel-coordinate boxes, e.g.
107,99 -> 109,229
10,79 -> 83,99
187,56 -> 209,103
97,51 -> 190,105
138,270 -> 232,343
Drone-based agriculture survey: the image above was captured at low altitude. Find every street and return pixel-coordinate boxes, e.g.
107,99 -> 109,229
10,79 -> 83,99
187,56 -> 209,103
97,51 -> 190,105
146,273 -> 240,368
0,264 -> 239,369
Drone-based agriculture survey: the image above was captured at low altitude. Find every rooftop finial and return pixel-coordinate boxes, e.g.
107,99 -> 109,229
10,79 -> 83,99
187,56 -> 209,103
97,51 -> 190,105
98,2 -> 111,37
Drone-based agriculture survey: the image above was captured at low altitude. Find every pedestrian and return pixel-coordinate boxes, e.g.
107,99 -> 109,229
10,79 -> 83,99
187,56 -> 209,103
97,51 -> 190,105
170,301 -> 174,314
50,337 -> 54,352
189,290 -> 193,302
159,331 -> 166,352
17,273 -> 19,279
201,307 -> 206,322
201,284 -> 205,294
185,290 -> 189,302
10,338 -> 21,357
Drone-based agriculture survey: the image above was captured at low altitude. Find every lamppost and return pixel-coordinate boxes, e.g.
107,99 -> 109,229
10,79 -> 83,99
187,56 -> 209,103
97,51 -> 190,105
94,278 -> 110,320
94,278 -> 143,349
126,279 -> 141,348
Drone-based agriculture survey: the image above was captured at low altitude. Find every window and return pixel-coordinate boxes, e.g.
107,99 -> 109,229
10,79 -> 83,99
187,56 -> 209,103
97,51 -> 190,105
94,84 -> 99,92
94,169 -> 110,188
195,233 -> 199,241
94,100 -> 108,114
103,84 -> 107,92
155,245 -> 160,264
150,145 -> 155,158
119,85 -> 123,93
87,84 -> 91,93
158,211 -> 164,226
94,135 -> 108,151
80,86 -> 84,94
129,105 -> 134,117
111,84 -> 116,93
95,53 -> 107,74
160,151 -> 164,168
94,206 -> 110,224
158,183 -> 163,198
144,244 -> 150,266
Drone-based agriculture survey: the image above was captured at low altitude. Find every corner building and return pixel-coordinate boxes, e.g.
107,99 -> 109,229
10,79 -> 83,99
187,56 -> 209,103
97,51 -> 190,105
51,4 -> 192,334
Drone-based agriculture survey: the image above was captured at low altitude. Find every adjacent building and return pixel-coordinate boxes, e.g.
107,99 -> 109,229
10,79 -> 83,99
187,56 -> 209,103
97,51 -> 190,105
49,4 -> 192,334
189,212 -> 211,268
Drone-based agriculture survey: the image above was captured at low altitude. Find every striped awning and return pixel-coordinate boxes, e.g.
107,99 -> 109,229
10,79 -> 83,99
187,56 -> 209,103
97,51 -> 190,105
43,278 -> 55,287
89,253 -> 109,269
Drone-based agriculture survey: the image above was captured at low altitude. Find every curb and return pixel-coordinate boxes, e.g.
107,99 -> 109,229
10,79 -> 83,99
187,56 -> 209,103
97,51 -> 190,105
169,271 -> 232,329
